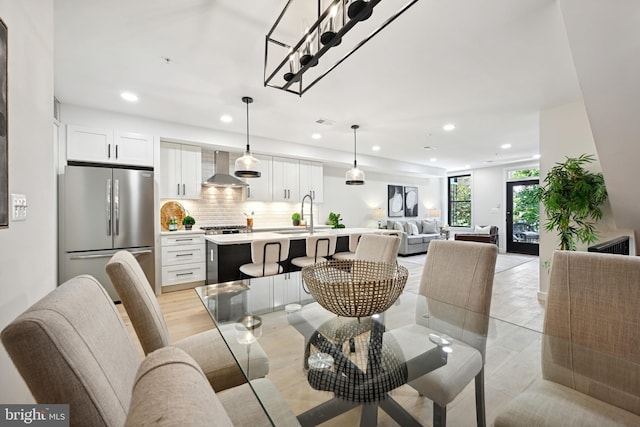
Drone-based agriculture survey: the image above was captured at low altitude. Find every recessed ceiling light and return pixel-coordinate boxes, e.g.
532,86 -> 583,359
220,115 -> 233,123
120,91 -> 138,102
464,164 -> 471,169
443,123 -> 456,131
423,146 -> 437,150
311,133 -> 322,140
372,145 -> 381,151
429,157 -> 437,162
532,154 -> 541,159
501,143 -> 512,149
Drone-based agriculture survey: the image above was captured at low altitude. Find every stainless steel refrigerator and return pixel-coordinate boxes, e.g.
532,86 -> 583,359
60,164 -> 155,301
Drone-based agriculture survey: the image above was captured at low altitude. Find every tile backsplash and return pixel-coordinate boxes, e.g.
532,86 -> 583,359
160,148 -> 320,228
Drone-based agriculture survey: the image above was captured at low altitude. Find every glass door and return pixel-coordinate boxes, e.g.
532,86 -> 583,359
506,180 -> 539,255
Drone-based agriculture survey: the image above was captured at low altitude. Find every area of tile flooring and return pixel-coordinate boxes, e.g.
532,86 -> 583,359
126,252 -> 544,426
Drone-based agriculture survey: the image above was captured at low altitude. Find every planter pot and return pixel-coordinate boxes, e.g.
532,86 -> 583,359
292,219 -> 300,226
184,225 -> 193,230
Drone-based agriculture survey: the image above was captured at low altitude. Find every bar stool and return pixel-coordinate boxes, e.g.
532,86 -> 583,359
332,233 -> 362,260
239,238 -> 290,278
291,234 -> 337,268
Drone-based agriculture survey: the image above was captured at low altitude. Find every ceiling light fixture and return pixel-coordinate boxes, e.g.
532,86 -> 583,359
264,0 -> 420,96
430,158 -> 437,162
372,145 -> 380,151
234,97 -> 261,178
501,143 -> 512,149
443,123 -> 456,131
345,124 -> 364,185
120,92 -> 138,102
220,115 -> 233,123
533,154 -> 541,159
311,133 -> 322,140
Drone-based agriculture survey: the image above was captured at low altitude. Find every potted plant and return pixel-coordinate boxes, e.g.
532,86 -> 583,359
182,215 -> 196,230
291,212 -> 301,226
537,154 -> 608,250
327,212 -> 346,229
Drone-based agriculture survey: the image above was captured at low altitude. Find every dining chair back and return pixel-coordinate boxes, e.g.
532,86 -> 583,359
354,233 -> 400,263
1,275 -> 139,426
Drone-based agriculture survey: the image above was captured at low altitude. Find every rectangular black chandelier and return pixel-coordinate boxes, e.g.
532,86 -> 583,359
264,0 -> 420,96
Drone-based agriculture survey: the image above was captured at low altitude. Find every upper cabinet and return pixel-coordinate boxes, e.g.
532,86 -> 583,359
234,153 -> 272,201
272,156 -> 300,202
160,142 -> 202,199
67,125 -> 153,167
299,160 -> 324,203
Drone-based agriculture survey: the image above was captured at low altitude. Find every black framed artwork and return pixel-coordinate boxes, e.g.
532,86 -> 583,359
0,19 -> 7,228
404,186 -> 418,217
388,185 -> 404,217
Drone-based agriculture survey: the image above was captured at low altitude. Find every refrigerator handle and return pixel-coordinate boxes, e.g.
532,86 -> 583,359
106,179 -> 112,236
114,179 -> 120,235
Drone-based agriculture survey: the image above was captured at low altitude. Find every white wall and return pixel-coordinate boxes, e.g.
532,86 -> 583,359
322,166 -> 443,229
538,102 -> 629,296
0,0 -> 55,403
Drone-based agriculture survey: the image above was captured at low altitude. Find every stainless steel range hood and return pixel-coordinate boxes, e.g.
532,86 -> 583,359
202,151 -> 249,187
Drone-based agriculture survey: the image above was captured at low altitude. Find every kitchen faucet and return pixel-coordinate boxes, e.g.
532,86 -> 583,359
301,193 -> 314,234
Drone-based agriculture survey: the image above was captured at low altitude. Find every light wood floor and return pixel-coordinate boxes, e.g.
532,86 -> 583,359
118,253 -> 543,426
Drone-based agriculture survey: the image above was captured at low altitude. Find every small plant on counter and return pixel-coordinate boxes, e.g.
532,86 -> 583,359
327,212 -> 345,229
182,215 -> 196,230
291,212 -> 301,226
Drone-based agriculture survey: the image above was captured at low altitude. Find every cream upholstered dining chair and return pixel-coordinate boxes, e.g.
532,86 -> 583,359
240,237 -> 290,277
354,233 -> 400,263
291,234 -> 337,268
332,233 -> 362,260
494,250 -> 640,427
106,250 -> 269,391
385,239 -> 497,427
1,275 -> 299,427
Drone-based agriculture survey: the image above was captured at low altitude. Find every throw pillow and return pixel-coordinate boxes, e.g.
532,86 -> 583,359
422,219 -> 438,234
474,225 -> 491,235
409,223 -> 419,236
393,222 -> 404,232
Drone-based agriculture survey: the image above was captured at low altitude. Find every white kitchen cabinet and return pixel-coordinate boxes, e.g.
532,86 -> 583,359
160,142 -> 202,199
67,125 -> 153,166
161,232 -> 205,288
229,153 -> 273,201
299,160 -> 324,203
272,272 -> 302,308
272,156 -> 300,202
114,131 -> 154,167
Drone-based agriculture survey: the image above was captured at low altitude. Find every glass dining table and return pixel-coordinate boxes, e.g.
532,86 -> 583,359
195,271 -> 543,426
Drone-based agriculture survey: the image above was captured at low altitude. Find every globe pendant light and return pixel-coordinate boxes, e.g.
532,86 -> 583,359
234,96 -> 261,178
345,124 -> 365,185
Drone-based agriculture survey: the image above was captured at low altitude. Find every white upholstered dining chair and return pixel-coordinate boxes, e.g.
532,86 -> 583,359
106,250 -> 269,391
354,233 -> 400,263
385,239 -> 497,427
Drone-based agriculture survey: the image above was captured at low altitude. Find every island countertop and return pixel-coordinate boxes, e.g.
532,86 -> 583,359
204,227 -> 380,245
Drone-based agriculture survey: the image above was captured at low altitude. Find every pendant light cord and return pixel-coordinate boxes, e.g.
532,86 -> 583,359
246,99 -> 250,152
352,124 -> 359,167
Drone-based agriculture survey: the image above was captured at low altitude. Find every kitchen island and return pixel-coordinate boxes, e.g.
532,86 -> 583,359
205,228 -> 379,283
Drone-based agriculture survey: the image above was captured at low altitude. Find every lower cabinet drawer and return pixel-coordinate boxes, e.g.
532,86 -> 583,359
161,262 -> 205,286
161,244 -> 205,265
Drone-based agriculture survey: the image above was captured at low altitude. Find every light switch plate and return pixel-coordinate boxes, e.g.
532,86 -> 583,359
11,193 -> 27,221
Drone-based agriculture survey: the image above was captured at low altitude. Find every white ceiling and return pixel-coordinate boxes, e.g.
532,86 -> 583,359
53,0 -> 582,172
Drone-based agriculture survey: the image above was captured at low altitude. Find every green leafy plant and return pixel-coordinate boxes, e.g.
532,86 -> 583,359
327,212 -> 346,229
536,154 -> 608,250
291,212 -> 301,221
182,215 -> 196,226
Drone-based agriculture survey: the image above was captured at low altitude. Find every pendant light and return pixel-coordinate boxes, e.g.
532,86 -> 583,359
234,96 -> 261,178
345,124 -> 365,185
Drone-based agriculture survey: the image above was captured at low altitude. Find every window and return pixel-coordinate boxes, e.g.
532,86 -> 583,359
448,175 -> 471,227
508,168 -> 539,180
